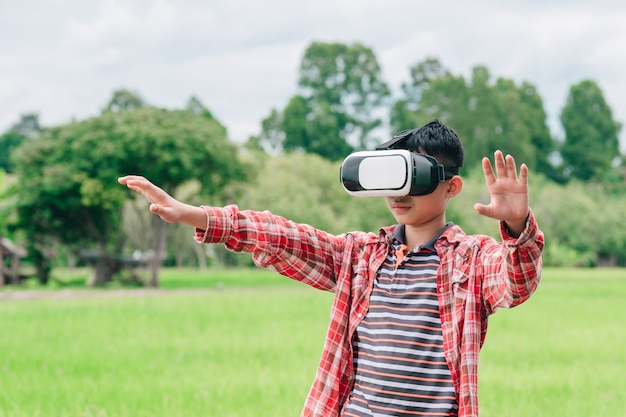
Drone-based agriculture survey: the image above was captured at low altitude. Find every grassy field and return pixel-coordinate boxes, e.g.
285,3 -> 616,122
479,268 -> 626,416
0,267 -> 625,417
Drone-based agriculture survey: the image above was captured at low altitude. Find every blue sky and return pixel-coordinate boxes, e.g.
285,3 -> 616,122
1,0 -> 625,150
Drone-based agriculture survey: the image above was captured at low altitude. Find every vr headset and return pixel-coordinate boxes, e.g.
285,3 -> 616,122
340,129 -> 460,197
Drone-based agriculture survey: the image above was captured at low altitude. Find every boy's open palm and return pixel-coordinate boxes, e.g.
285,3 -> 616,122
118,175 -> 182,223
474,151 -> 529,227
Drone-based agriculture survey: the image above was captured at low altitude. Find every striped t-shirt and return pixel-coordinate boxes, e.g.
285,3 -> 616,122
343,224 -> 458,417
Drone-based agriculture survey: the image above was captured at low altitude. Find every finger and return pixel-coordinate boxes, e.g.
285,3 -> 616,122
493,150 -> 507,179
474,203 -> 495,219
118,175 -> 144,184
504,154 -> 519,179
123,178 -> 154,194
122,179 -> 161,202
519,163 -> 528,185
149,204 -> 163,215
123,180 -> 146,193
149,204 -> 175,223
482,156 -> 496,186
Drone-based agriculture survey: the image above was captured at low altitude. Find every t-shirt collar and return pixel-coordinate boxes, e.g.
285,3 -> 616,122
393,222 -> 454,251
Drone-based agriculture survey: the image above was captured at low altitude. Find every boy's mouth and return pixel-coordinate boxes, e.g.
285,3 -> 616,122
391,203 -> 411,213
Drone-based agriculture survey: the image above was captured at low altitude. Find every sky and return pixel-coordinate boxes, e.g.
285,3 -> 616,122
1,0 -> 625,150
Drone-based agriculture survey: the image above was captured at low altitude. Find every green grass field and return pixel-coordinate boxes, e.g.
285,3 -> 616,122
1,267 -> 625,417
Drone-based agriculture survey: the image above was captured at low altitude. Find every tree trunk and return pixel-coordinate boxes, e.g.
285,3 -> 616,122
0,256 -> 5,287
149,216 -> 168,287
33,249 -> 51,285
193,243 -> 207,270
88,256 -> 116,287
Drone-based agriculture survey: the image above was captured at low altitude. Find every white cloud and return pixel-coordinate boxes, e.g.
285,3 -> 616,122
1,0 -> 624,150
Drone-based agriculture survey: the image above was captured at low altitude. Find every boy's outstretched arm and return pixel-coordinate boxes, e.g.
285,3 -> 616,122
118,175 -> 208,230
473,150 -> 529,237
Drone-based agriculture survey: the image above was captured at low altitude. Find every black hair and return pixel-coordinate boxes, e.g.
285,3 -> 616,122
397,120 -> 464,169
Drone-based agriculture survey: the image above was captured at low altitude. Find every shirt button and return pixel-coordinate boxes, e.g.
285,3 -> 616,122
439,287 -> 444,293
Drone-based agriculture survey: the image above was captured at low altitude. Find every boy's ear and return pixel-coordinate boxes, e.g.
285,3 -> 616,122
447,175 -> 463,197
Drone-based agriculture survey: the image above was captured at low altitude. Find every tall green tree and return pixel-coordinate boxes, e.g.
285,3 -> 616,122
12,92 -> 243,286
253,42 -> 390,160
0,131 -> 23,174
390,57 -> 449,133
252,108 -> 288,154
105,88 -> 146,112
391,59 -> 556,175
0,113 -> 41,173
516,82 -> 558,180
298,42 -> 390,152
560,79 -> 622,182
237,152 -> 392,235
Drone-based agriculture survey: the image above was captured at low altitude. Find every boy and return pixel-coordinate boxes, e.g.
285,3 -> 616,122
119,120 -> 544,417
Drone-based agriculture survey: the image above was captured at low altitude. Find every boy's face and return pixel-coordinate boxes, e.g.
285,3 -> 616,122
384,180 -> 454,227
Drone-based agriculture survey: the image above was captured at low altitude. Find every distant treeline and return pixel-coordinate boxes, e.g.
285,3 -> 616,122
0,41 -> 624,287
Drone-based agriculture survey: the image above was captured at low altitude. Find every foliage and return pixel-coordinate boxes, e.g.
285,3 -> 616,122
560,79 -> 622,182
11,93 -> 244,286
0,171 -> 15,237
531,176 -> 626,266
136,149 -> 626,269
12,120 -> 129,285
253,41 -> 391,160
207,151 -> 394,267
0,113 -> 41,173
391,59 -> 557,179
281,95 -> 355,160
441,165 -> 626,267
298,42 -> 391,150
236,152 -> 393,235
2,42 -> 626,276
0,132 -> 24,174
105,88 -> 146,112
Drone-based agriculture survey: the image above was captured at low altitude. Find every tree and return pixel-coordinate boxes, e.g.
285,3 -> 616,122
392,59 -> 556,175
516,82 -> 558,181
286,99 -> 354,160
12,92 -> 244,287
0,113 -> 41,173
390,57 -> 448,133
560,79 -> 622,182
186,95 -> 227,134
0,131 -> 23,174
246,108 -> 286,154
298,42 -> 391,152
105,88 -> 146,112
237,152 -> 392,236
255,42 -> 390,160
0,171 -> 16,238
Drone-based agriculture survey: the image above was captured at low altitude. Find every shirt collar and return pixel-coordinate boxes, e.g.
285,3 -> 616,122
392,222 -> 455,251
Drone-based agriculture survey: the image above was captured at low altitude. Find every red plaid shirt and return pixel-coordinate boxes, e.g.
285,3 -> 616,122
195,205 -> 544,417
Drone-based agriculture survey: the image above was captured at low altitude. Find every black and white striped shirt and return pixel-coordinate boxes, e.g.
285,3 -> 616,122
343,225 -> 458,417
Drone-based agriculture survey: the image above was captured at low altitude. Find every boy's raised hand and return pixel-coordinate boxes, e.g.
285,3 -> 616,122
474,151 -> 529,236
119,175 -> 208,229
118,175 -> 184,224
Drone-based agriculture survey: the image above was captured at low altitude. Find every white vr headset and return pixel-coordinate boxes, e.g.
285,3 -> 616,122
339,129 -> 460,197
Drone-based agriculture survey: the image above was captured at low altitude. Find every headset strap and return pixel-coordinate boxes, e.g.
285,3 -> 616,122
376,129 -> 416,150
378,130 -> 460,180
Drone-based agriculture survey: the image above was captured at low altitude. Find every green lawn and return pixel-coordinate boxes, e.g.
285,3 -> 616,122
479,268 -> 626,417
0,267 -> 625,416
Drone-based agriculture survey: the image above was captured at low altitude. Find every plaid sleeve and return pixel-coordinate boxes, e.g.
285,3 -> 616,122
194,204 -> 344,292
482,209 -> 545,314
